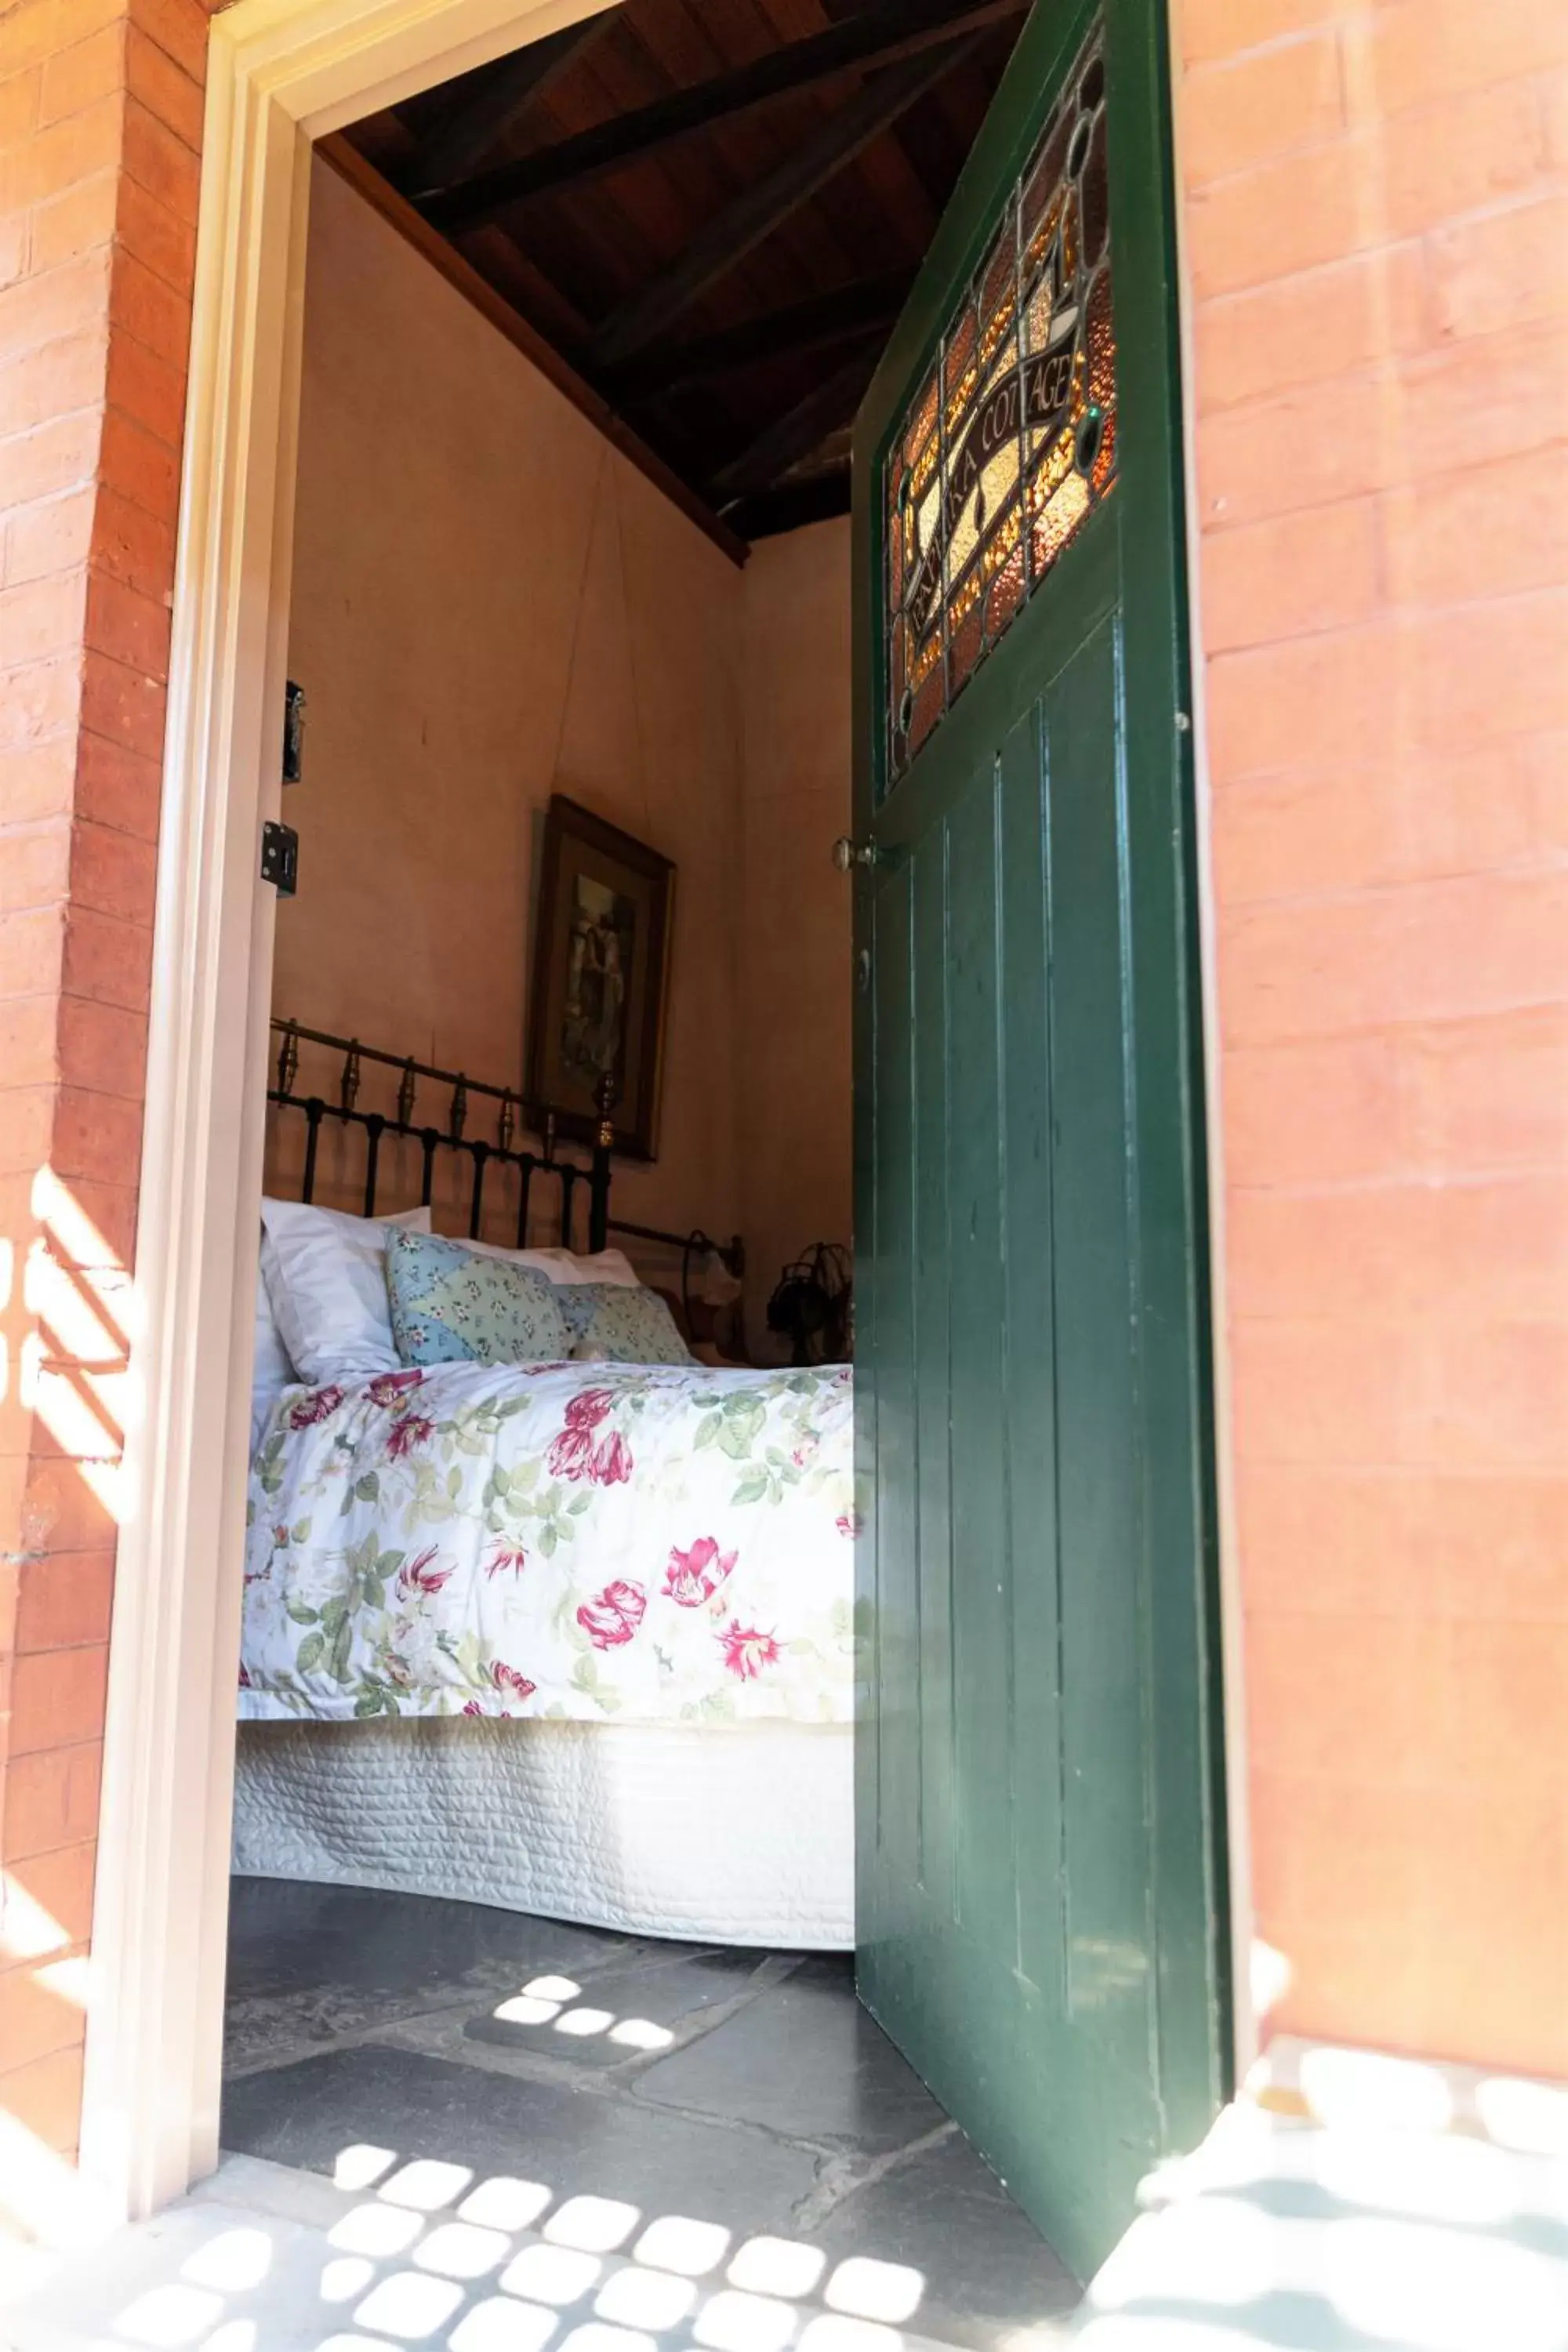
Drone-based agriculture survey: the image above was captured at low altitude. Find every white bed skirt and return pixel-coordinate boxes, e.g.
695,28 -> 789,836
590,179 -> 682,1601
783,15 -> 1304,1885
233,1716 -> 855,1950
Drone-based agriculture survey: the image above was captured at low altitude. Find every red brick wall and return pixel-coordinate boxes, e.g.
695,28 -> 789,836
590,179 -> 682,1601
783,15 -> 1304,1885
0,0 -> 209,2165
1178,0 -> 1568,2074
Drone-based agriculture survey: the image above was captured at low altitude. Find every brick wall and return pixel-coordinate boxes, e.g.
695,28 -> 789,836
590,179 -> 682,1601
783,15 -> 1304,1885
0,0 -> 209,2168
1178,0 -> 1568,2074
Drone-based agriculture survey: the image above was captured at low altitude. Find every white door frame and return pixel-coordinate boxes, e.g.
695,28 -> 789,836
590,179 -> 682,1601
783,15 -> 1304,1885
79,0 -> 613,2223
78,0 -> 1254,2227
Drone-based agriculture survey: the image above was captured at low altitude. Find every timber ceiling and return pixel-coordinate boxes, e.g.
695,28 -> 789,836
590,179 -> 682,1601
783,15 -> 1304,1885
342,0 -> 1028,545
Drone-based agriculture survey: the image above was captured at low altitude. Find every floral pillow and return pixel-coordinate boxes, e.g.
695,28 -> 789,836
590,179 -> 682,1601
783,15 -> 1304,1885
386,1229 -> 570,1368
556,1283 -> 691,1366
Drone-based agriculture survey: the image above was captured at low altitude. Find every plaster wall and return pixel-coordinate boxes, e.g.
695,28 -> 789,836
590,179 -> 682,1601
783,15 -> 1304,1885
268,155 -> 747,1262
737,517 -> 854,1354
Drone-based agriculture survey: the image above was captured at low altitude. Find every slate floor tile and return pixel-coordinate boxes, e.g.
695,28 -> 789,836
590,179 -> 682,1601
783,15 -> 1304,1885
220,2044 -> 824,2248
228,1875 -> 632,2002
634,1956 -> 949,2154
463,1946 -> 782,2069
221,1882 -> 1078,2352
224,1876 -> 641,2066
804,2129 -> 1081,2345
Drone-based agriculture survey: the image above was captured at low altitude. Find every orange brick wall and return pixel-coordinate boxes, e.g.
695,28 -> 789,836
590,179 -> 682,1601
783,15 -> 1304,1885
0,0 -> 209,2165
1178,0 -> 1568,2074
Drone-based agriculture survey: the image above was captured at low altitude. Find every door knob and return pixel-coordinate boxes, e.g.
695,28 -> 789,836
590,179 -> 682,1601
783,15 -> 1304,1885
832,837 -> 882,873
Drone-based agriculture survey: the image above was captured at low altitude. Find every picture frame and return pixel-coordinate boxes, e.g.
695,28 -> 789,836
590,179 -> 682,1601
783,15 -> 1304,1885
525,793 -> 674,1162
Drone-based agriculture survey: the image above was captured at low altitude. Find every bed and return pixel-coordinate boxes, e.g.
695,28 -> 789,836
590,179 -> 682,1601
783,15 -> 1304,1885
233,1022 -> 858,1948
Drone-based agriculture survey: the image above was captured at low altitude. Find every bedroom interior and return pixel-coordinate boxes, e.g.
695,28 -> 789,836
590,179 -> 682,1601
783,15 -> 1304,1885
222,0 -> 1083,2336
16,0 -> 1563,2322
266,138 -> 854,1358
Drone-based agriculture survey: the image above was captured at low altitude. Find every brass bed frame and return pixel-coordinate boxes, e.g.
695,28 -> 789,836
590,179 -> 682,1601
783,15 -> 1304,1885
267,1018 -> 743,1309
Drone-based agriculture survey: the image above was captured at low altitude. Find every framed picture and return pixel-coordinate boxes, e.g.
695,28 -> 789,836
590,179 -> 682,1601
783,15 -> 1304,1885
525,794 -> 674,1162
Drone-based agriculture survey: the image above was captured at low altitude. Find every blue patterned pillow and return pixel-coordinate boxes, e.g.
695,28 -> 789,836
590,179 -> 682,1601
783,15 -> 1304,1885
557,1283 -> 691,1366
386,1230 -> 570,1368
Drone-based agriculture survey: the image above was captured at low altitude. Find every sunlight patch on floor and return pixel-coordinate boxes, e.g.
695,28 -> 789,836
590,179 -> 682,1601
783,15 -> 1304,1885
333,2150 -> 401,2195
545,2199 -> 641,2254
1076,2102 -> 1568,2352
0,2144 -> 945,2352
14,2087 -> 1564,2352
485,1982 -> 677,2052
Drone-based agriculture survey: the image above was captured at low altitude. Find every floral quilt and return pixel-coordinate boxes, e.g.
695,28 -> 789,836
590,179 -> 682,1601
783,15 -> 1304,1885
239,1359 -> 860,1726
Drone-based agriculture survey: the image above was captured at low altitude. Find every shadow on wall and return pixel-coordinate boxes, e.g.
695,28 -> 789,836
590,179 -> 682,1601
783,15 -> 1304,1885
0,1167 -> 136,2243
737,521 -> 855,1363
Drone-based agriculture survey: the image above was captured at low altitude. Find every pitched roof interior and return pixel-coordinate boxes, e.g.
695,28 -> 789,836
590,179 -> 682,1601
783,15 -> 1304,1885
343,0 -> 1027,543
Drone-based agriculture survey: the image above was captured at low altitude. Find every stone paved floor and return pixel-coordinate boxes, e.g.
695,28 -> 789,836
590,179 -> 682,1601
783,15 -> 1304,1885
138,1877 -> 1076,2352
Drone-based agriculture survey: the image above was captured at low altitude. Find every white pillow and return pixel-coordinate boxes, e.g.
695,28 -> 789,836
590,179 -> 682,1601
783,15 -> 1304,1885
260,1198 -> 432,1385
252,1269 -> 296,1454
458,1239 -> 642,1288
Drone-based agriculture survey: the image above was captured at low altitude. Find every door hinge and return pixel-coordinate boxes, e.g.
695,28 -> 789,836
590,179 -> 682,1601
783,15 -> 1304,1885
261,820 -> 299,897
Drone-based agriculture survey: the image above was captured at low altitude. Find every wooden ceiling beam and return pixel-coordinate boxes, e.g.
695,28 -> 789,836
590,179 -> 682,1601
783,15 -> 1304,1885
728,468 -> 854,543
419,0 -> 1022,226
406,10 -> 615,196
706,350 -> 873,506
583,39 -> 979,368
460,221 -> 591,350
602,268 -> 913,400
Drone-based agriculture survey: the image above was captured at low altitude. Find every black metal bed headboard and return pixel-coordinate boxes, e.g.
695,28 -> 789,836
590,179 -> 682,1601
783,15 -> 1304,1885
267,1020 -> 745,1294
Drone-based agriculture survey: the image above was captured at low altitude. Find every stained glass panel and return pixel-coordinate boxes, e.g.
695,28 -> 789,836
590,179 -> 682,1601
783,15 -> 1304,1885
884,19 -> 1117,788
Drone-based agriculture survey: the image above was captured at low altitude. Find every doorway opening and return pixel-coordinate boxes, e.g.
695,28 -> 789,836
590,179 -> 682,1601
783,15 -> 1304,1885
87,0 -> 1229,2311
223,0 -> 1083,2332
219,2 -> 1093,2333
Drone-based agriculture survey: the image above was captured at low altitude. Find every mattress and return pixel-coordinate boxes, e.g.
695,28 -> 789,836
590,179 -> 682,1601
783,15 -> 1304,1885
233,1713 -> 855,1949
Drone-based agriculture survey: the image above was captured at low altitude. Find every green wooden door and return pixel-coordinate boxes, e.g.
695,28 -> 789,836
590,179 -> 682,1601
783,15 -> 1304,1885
850,0 -> 1228,2282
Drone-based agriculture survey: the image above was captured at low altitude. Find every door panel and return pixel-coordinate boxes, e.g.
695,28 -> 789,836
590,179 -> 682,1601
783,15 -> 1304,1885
945,770 -> 1010,1948
911,838 -> 956,1912
852,0 -> 1226,2283
1047,620 -> 1146,2043
870,860 -> 919,1907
